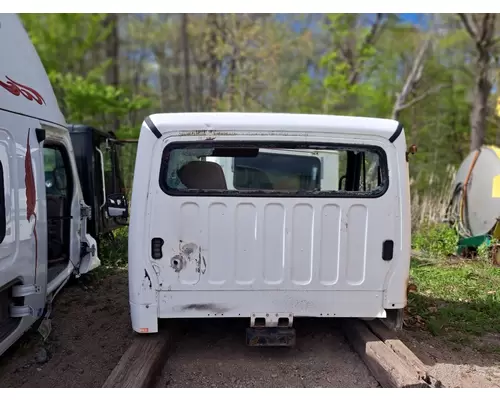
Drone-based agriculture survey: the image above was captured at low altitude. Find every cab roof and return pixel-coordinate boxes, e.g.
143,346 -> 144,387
0,14 -> 66,128
145,112 -> 402,142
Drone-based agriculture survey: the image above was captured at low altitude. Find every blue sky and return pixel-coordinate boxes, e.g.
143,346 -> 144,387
399,13 -> 420,23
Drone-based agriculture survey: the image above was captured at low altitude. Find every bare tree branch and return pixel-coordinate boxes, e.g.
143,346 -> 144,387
479,13 -> 491,43
459,13 -> 479,40
348,13 -> 387,86
487,14 -> 497,43
361,13 -> 385,52
394,84 -> 449,113
391,36 -> 432,119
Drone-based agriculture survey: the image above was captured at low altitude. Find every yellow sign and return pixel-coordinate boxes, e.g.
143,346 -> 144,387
493,174 -> 500,198
487,146 -> 500,159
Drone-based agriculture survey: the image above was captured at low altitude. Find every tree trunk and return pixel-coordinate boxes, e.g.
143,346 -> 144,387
207,13 -> 218,110
470,49 -> 491,151
181,14 -> 191,112
154,51 -> 170,111
457,13 -> 497,151
104,13 -> 120,131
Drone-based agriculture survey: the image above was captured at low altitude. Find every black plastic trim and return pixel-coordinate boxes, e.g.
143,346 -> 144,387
0,107 -> 66,129
389,122 -> 403,143
145,117 -> 162,139
35,128 -> 46,143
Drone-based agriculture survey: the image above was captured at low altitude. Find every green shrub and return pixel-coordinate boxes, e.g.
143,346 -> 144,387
412,223 -> 458,258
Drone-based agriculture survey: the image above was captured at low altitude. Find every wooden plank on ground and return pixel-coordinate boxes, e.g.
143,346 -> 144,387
364,319 -> 443,387
103,332 -> 173,388
341,319 -> 430,388
365,320 -> 427,376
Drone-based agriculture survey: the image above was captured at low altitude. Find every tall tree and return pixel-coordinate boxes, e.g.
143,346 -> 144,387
181,14 -> 191,112
104,13 -> 121,131
458,13 -> 499,151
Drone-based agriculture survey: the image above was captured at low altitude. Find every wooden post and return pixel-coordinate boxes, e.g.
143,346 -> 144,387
103,332 -> 173,388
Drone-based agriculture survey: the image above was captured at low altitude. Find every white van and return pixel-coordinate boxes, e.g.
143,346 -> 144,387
0,14 -> 113,356
128,112 -> 411,344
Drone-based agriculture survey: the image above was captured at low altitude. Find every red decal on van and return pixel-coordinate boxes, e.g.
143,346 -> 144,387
25,129 -> 38,281
0,76 -> 46,105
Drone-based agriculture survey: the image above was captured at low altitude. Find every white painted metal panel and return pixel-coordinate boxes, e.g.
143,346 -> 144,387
146,136 -> 398,295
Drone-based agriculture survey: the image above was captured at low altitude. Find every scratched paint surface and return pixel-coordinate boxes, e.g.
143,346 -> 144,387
149,198 -> 396,293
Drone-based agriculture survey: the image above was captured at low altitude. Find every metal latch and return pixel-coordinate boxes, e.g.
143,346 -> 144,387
80,202 -> 92,220
81,242 -> 96,258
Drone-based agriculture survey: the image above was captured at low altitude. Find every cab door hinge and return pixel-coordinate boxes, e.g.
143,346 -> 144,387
80,202 -> 92,220
11,284 -> 41,298
9,304 -> 43,318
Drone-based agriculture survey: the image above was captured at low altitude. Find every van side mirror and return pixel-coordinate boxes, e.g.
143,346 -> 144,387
106,193 -> 128,218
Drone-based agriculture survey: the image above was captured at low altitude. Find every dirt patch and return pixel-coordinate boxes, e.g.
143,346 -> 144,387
0,271 -> 133,388
157,318 -> 379,388
400,329 -> 500,388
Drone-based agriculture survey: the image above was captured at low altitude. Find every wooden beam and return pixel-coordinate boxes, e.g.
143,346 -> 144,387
365,319 -> 443,387
341,319 -> 431,388
103,332 -> 173,388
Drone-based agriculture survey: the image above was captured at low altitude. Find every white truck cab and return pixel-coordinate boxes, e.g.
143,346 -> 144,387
128,112 -> 411,344
0,14 -> 101,356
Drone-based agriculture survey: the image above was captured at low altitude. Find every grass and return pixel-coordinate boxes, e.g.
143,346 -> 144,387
91,227 -> 129,280
409,221 -> 500,351
409,261 -> 500,344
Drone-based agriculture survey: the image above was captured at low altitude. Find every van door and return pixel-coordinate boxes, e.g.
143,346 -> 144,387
96,137 -> 128,231
43,126 -> 99,285
0,115 -> 47,321
147,135 -> 400,297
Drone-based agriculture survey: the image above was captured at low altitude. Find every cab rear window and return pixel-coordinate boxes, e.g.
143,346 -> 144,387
159,141 -> 388,198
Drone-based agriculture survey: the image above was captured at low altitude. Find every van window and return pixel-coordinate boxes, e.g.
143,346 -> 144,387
0,162 -> 5,243
159,141 -> 388,198
44,147 -> 69,197
44,145 -> 73,265
233,152 -> 321,190
99,140 -> 124,195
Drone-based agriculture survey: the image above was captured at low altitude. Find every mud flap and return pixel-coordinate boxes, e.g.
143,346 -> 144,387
246,327 -> 296,347
382,308 -> 404,331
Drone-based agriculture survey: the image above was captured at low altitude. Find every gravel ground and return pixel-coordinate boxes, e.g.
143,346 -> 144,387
399,330 -> 500,388
157,318 -> 379,388
0,269 -> 499,388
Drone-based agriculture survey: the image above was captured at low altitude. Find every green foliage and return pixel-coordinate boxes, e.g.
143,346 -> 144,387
412,223 -> 459,258
21,13 -> 152,139
20,14 -> 111,74
91,227 -> 129,280
49,71 -> 152,128
318,14 -> 395,115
